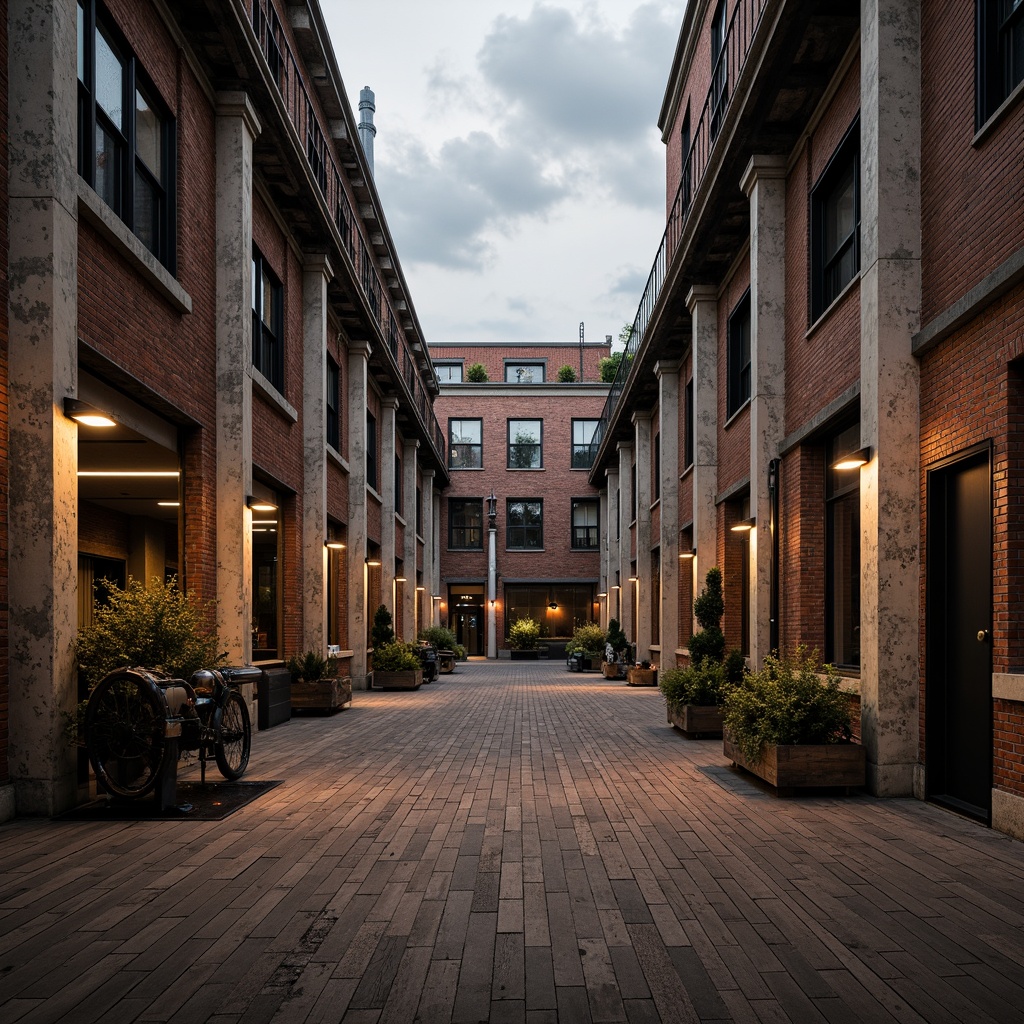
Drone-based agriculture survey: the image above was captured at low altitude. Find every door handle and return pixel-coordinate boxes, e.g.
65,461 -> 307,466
976,629 -> 990,643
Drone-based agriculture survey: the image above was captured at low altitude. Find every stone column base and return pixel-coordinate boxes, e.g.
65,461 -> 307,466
992,788 -> 1024,843
0,784 -> 15,824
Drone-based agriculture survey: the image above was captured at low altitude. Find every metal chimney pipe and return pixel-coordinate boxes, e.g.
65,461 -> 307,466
358,86 -> 376,176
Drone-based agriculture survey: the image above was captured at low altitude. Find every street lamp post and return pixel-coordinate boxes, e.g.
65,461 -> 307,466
487,492 -> 497,659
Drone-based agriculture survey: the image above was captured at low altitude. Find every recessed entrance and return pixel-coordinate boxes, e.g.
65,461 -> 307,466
449,585 -> 484,656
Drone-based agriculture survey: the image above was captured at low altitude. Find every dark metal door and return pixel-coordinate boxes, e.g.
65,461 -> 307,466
926,446 -> 992,821
454,608 -> 482,656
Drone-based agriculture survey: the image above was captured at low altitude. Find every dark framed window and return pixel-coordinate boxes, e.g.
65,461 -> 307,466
826,423 -> 862,668
811,120 -> 860,321
252,248 -> 284,391
654,433 -> 661,501
395,455 -> 402,509
449,499 -> 484,549
508,419 -> 542,469
505,362 -> 545,383
449,418 -> 482,469
506,499 -> 543,549
326,355 -> 340,450
680,106 -> 692,212
651,548 -> 661,646
505,583 -> 595,640
306,101 -> 328,194
252,0 -> 287,89
632,463 -> 637,519
684,378 -> 694,469
710,0 -> 728,141
977,0 -> 1024,125
435,362 -> 463,383
77,0 -> 176,271
416,486 -> 423,537
572,419 -> 600,469
727,291 -> 751,418
367,411 -> 377,490
571,499 -> 599,550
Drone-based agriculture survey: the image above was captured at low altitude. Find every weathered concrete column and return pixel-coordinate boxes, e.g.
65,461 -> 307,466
347,340 -> 371,687
402,439 -> 419,637
633,412 -> 654,660
742,155 -> 787,667
687,286 -> 719,585
598,486 -> 610,630
421,468 -> 436,625
617,440 -> 635,646
605,467 -> 620,625
379,398 -> 398,625
656,362 -> 682,669
431,479 -> 442,625
215,93 -> 261,665
301,255 -> 333,653
860,0 -> 921,797
8,0 -> 79,816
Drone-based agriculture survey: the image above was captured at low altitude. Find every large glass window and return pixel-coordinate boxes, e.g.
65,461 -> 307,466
449,419 -> 482,469
727,292 -> 751,418
367,411 -> 377,490
252,247 -> 284,391
252,497 -> 280,660
710,0 -> 728,141
77,0 -> 175,270
827,424 -> 862,668
505,362 -> 545,383
449,499 -> 484,549
977,0 -> 1024,125
435,362 -> 463,383
504,584 -> 595,640
326,355 -> 340,451
684,378 -> 694,470
571,499 -> 599,550
506,499 -> 543,549
508,419 -> 542,469
811,121 -> 860,320
572,419 -> 600,469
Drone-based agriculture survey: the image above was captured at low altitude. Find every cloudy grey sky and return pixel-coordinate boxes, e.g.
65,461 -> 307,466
320,0 -> 682,345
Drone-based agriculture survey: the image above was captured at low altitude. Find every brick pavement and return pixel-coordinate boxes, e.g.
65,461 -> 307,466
1,660 -> 1024,1023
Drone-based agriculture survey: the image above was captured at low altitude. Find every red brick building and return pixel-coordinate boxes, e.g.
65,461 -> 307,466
431,341 -> 610,656
588,0 -> 1024,840
1,0 -> 446,819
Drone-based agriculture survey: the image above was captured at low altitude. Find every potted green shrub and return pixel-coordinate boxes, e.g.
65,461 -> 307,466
565,622 -> 605,671
602,619 -> 628,678
722,647 -> 865,791
419,625 -> 464,673
508,617 -> 541,659
661,567 -> 743,735
371,640 -> 424,690
287,650 -> 352,713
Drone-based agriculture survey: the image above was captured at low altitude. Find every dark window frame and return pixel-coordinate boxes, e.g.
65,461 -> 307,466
507,418 -> 543,469
504,362 -> 546,384
77,0 -> 176,271
571,498 -> 599,550
449,418 -> 483,469
710,0 -> 729,142
435,362 -> 464,383
654,433 -> 661,502
506,498 -> 543,550
367,411 -> 377,490
977,0 -> 1024,126
252,247 -> 284,391
449,498 -> 484,550
825,423 -> 862,669
326,354 -> 340,451
811,119 -> 860,321
571,419 -> 600,469
727,291 -> 751,419
684,378 -> 694,469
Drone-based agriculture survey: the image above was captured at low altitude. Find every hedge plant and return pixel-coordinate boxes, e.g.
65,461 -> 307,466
507,617 -> 540,650
372,640 -> 422,672
566,622 -> 605,656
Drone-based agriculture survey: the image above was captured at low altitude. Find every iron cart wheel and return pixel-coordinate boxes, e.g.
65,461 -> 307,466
214,688 -> 251,779
85,668 -> 168,798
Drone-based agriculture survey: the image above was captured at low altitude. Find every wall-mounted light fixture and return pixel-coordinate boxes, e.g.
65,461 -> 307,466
628,576 -> 639,583
416,586 -> 426,592
63,398 -> 116,428
158,501 -> 181,508
832,446 -> 871,471
325,540 -> 346,550
548,601 -> 558,610
730,517 -> 756,532
365,557 -> 382,567
247,496 -> 278,512
597,592 -> 608,598
394,576 -> 407,584
678,548 -> 696,559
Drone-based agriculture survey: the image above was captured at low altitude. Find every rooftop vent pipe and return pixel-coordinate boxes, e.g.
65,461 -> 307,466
358,86 -> 376,176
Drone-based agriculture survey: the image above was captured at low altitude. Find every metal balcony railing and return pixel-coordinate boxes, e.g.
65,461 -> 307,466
250,0 -> 445,465
590,0 -> 767,464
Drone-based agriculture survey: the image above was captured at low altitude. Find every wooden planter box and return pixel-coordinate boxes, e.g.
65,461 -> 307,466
667,703 -> 723,738
627,667 -> 658,687
602,661 -> 624,679
372,669 -> 423,690
723,729 -> 866,792
291,676 -> 353,713
510,650 -> 539,661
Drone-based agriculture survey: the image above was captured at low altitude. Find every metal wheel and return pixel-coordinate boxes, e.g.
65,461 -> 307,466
214,688 -> 251,780
85,669 -> 167,798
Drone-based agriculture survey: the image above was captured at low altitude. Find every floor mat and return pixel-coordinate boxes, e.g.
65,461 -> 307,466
55,780 -> 283,821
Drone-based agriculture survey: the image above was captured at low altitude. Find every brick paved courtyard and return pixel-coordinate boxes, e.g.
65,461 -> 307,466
2,660 -> 1024,1023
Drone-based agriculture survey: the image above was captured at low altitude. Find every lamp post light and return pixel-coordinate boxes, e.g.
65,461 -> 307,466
487,492 -> 498,659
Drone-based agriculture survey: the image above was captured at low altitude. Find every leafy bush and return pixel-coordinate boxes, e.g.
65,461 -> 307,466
419,625 -> 465,659
659,661 -> 732,708
371,604 -> 395,648
76,576 -> 223,687
722,647 -> 853,761
373,640 -> 422,671
605,618 -> 629,659
507,617 -> 540,650
690,567 -> 726,666
598,351 -> 623,383
566,622 -> 605,656
466,362 -> 488,382
288,650 -> 333,683
557,364 -> 577,383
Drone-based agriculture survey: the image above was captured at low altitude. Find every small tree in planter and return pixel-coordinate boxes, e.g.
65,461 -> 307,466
466,362 -> 488,382
660,567 -> 743,734
288,650 -> 351,713
508,617 -> 541,659
722,646 -> 864,791
602,619 -> 629,677
371,604 -> 395,648
565,622 -> 605,671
